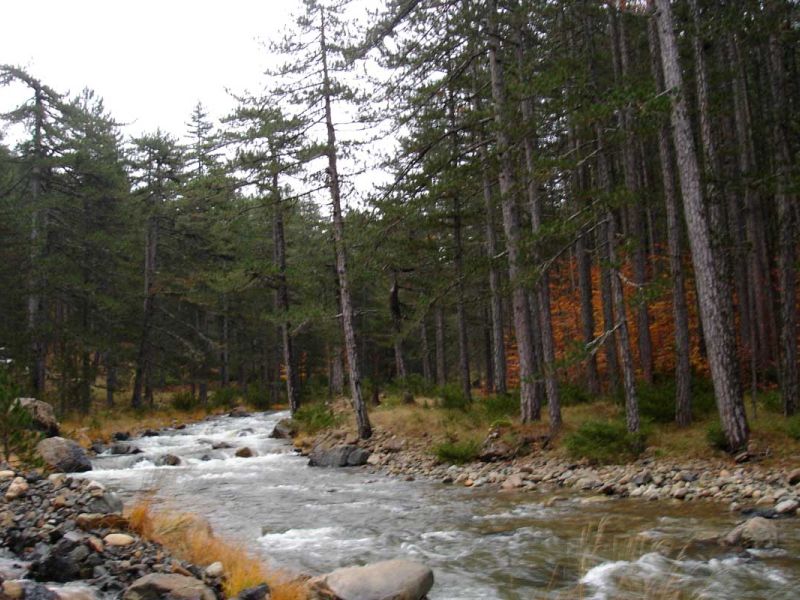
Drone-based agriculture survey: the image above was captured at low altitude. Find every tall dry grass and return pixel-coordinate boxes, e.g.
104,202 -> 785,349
128,499 -> 308,600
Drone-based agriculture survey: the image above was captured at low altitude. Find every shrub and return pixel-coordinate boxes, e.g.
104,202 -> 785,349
292,402 -> 340,434
786,416 -> 800,441
760,389 -> 783,414
559,381 -> 593,406
244,384 -> 271,411
170,391 -> 199,411
0,372 -> 43,467
706,421 -> 729,451
392,374 -> 436,397
433,439 -> 480,465
211,387 -> 240,409
437,383 -> 471,411
482,393 -> 518,422
565,420 -> 646,464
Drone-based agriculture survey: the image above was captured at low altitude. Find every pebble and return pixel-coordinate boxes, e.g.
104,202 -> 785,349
103,533 -> 135,547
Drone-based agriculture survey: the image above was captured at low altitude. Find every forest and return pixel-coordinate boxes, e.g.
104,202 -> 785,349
1,0 -> 799,455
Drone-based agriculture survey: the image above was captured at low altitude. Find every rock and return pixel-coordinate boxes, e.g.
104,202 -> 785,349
112,432 -> 131,441
205,561 -> 224,578
229,406 -> 251,418
75,513 -> 129,531
775,498 -> 799,514
16,398 -> 60,436
103,533 -> 135,547
109,443 -> 140,456
478,441 -> 514,463
235,447 -> 255,458
36,438 -> 92,473
501,475 -> 524,490
0,470 -> 16,480
382,438 -> 405,453
211,441 -> 233,449
723,517 -> 779,548
309,445 -> 370,468
632,471 -> 652,486
155,454 -> 181,467
787,468 -> 800,486
85,491 -> 123,515
141,429 -> 160,437
310,559 -> 433,600
734,451 -> 751,464
269,419 -> 297,440
237,583 -> 270,600
122,573 -> 216,600
3,581 -> 59,600
4,477 -> 29,501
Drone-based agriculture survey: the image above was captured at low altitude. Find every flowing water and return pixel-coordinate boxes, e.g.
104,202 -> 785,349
84,411 -> 800,599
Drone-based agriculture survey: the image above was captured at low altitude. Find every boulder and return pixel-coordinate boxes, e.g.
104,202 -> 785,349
478,441 -> 514,463
109,443 -> 140,456
122,574 -> 216,600
775,498 -> 799,515
155,454 -> 181,467
36,438 -> 92,473
723,517 -> 779,548
309,445 -> 370,468
310,559 -> 433,600
235,447 -> 255,458
15,398 -> 60,436
269,419 -> 297,440
236,584 -> 270,600
212,441 -> 233,449
229,406 -> 251,418
85,491 -> 123,515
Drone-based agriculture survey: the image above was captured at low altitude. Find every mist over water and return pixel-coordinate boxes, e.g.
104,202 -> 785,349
84,411 -> 800,599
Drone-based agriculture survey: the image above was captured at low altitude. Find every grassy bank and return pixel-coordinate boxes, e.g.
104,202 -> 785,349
128,500 -> 308,599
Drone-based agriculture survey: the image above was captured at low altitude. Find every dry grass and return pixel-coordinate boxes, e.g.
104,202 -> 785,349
128,498 -> 308,599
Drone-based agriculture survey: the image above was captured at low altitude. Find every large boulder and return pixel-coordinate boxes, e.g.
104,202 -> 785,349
36,438 -> 92,473
309,445 -> 370,468
722,517 -> 779,548
310,559 -> 433,600
122,574 -> 216,600
270,419 -> 297,439
16,398 -> 60,437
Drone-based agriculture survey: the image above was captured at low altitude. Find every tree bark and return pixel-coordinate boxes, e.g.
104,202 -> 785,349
420,319 -> 433,384
132,215 -> 158,409
320,7 -> 371,438
390,271 -> 407,380
487,0 -> 540,422
435,303 -> 447,387
653,0 -> 749,451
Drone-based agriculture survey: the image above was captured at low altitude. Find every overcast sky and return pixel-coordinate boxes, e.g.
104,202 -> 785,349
1,0 -> 299,138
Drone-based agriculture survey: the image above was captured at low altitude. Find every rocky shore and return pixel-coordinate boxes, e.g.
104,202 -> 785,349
302,425 -> 800,520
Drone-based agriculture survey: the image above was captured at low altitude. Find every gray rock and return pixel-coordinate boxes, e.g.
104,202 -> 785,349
237,583 -> 270,600
109,443 -> 140,456
269,419 -> 297,440
122,574 -> 216,600
723,517 -> 779,548
787,468 -> 800,486
478,441 -> 514,463
211,441 -> 233,449
36,438 -> 92,473
310,559 -> 433,600
85,491 -> 123,515
229,406 -> 251,418
309,445 -> 370,468
2,580 -> 59,600
775,498 -> 799,514
155,454 -> 181,467
16,398 -> 60,437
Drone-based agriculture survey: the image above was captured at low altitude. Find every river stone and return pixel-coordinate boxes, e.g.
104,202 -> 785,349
16,398 -> 60,436
788,468 -> 800,486
775,498 -> 799,514
122,574 -> 216,600
235,447 -> 255,458
236,583 -> 270,600
5,477 -> 29,501
103,533 -> 135,547
270,419 -> 297,439
310,559 -> 433,600
0,469 -> 16,480
478,441 -> 514,463
37,438 -> 92,473
309,445 -> 370,468
86,491 -> 123,515
155,454 -> 181,467
212,441 -> 233,449
723,517 -> 779,548
205,561 -> 224,578
229,406 -> 251,418
3,580 -> 59,600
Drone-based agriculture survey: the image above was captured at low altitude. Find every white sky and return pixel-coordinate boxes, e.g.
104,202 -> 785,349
1,0 -> 299,138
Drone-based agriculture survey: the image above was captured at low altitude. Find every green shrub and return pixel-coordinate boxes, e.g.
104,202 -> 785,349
211,387 -> 240,409
392,374 -> 436,397
171,391 -> 200,411
292,402 -> 341,434
706,421 -> 729,451
760,389 -> 783,414
565,420 -> 646,464
785,416 -> 800,441
482,393 -> 518,422
244,384 -> 271,410
559,381 -> 593,406
433,439 -> 480,465
0,371 -> 43,467
437,384 -> 471,411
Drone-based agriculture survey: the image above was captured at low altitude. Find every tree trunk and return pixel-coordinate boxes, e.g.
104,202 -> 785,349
487,0 -> 540,422
320,7 -> 371,438
28,87 -> 47,396
273,176 -> 300,414
647,11 -> 692,426
435,303 -> 446,387
131,215 -> 158,410
420,320 -> 433,384
390,271 -> 407,380
653,0 -> 749,451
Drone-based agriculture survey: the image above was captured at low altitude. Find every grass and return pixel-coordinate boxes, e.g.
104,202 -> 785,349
127,499 -> 308,599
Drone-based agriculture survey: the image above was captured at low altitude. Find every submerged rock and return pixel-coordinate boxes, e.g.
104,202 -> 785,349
309,445 -> 370,468
235,447 -> 255,458
122,574 -> 216,600
155,454 -> 181,467
36,438 -> 92,473
310,559 -> 433,600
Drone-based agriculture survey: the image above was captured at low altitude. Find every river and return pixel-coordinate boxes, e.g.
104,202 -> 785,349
83,410 -> 800,599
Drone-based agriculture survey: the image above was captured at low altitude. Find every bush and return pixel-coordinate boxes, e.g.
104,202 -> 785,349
0,371 -> 43,467
565,420 -> 646,464
706,421 -> 729,451
437,384 -> 471,411
786,416 -> 800,441
433,439 -> 480,465
211,387 -> 240,409
391,374 -> 436,397
760,389 -> 783,414
292,402 -> 340,434
170,391 -> 200,411
244,384 -> 271,411
560,381 -> 593,406
482,393 -> 518,422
